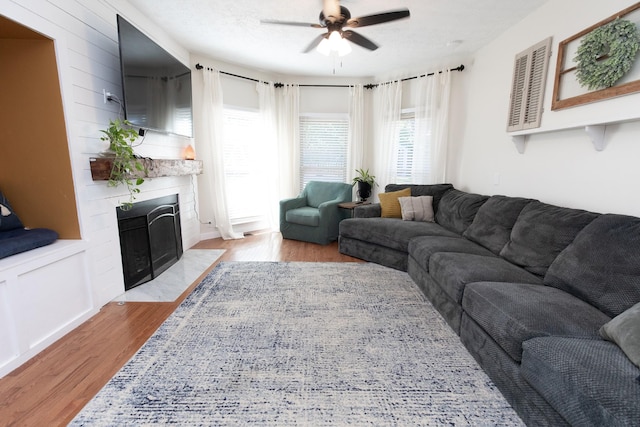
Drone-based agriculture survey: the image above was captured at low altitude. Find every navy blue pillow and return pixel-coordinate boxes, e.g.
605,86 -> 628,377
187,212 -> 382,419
0,191 -> 24,231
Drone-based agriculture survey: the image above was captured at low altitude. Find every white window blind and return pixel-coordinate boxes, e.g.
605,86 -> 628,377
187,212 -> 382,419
223,108 -> 266,222
393,111 -> 430,184
507,37 -> 552,132
299,115 -> 348,189
395,112 -> 415,183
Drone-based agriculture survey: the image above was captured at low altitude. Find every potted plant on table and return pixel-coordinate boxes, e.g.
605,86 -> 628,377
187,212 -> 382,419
100,118 -> 147,210
351,168 -> 378,202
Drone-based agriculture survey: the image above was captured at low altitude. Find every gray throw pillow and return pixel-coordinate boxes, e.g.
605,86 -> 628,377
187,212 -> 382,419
600,301 -> 640,368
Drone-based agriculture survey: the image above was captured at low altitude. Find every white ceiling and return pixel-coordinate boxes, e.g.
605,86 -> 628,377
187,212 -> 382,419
126,0 -> 548,78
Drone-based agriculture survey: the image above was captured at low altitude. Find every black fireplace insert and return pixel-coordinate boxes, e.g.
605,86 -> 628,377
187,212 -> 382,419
117,194 -> 183,290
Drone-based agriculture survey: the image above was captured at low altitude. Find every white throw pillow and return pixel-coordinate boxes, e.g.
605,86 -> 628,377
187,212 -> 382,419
398,196 -> 434,222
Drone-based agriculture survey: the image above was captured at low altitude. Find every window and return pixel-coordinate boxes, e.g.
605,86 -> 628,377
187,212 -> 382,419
222,107 -> 266,222
507,37 -> 552,132
394,111 -> 431,184
299,115 -> 348,189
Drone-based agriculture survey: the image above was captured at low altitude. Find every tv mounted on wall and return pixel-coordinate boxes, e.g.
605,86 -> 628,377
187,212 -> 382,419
116,15 -> 193,138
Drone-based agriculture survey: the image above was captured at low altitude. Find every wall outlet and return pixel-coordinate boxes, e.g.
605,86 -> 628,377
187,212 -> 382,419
103,89 -> 113,103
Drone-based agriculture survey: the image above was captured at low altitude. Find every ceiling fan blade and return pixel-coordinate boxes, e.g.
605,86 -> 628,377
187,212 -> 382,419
322,0 -> 341,23
303,33 -> 328,53
345,8 -> 410,28
342,30 -> 378,51
260,19 -> 323,28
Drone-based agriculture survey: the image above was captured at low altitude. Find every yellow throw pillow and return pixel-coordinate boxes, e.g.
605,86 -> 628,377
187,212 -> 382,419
379,187 -> 411,218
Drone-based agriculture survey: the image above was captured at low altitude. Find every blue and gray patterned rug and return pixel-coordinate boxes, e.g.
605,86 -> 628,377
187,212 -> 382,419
71,262 -> 523,426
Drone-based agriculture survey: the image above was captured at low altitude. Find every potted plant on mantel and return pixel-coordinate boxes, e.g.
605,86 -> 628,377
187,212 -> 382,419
351,168 -> 378,202
100,118 -> 147,210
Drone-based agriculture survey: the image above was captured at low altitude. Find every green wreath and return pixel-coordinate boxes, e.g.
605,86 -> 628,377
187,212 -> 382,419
574,18 -> 640,91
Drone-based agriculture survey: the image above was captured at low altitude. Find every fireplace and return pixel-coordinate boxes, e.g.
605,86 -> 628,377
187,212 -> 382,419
117,194 -> 183,290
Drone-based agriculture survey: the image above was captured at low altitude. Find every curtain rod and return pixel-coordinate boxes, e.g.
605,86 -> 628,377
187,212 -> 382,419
194,63 -> 464,89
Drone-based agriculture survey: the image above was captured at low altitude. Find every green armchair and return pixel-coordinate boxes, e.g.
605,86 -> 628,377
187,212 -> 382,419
280,181 -> 352,245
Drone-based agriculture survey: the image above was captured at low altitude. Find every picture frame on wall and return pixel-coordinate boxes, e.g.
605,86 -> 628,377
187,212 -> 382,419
552,3 -> 640,110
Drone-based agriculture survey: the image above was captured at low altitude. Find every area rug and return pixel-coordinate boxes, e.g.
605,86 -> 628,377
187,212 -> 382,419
72,262 -> 523,426
113,249 -> 225,302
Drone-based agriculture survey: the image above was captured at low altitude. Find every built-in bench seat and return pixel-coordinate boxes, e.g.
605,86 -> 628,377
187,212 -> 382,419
0,227 -> 59,259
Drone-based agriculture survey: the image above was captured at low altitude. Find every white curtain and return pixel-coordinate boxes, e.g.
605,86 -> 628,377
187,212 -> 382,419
347,84 -> 365,186
200,69 -> 243,240
371,81 -> 402,198
414,70 -> 452,183
257,82 -> 300,230
277,84 -> 300,197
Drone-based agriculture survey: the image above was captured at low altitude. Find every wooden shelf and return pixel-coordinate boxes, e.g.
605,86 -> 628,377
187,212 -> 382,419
89,157 -> 203,181
509,118 -> 640,154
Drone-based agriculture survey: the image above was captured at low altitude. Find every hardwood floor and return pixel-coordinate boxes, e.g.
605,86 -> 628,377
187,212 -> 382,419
0,232 -> 361,426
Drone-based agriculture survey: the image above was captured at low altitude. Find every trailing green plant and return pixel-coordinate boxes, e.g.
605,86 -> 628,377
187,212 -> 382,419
351,168 -> 378,187
100,118 -> 147,210
574,18 -> 640,91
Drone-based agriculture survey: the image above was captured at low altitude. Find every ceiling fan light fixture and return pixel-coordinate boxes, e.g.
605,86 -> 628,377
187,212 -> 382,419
317,30 -> 351,57
338,37 -> 351,56
316,37 -> 332,56
328,30 -> 343,50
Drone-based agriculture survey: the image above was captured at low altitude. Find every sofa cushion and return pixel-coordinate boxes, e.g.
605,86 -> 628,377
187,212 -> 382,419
435,189 -> 489,235
521,337 -> 640,426
428,253 -> 542,305
544,214 -> 640,318
600,301 -> 640,368
399,196 -> 434,222
339,218 -> 459,253
385,183 -> 453,214
0,227 -> 59,259
0,191 -> 24,231
463,195 -> 534,255
463,282 -> 610,362
500,201 -> 598,277
285,207 -> 320,226
379,188 -> 411,218
408,236 -> 495,272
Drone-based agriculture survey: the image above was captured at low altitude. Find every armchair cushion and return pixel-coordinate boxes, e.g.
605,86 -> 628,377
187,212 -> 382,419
286,207 -> 320,227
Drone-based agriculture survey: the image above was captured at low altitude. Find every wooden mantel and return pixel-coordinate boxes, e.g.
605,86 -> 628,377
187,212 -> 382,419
89,157 -> 203,181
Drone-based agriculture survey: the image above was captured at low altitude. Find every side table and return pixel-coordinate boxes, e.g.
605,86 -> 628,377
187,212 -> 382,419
338,201 -> 371,218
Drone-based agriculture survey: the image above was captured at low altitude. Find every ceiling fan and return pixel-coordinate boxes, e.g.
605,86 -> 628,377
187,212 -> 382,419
261,0 -> 410,55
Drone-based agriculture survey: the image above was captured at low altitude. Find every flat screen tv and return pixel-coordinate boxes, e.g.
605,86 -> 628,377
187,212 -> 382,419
116,15 -> 193,138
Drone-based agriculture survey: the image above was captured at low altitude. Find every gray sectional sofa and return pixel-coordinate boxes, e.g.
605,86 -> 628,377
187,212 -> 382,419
338,184 -> 640,426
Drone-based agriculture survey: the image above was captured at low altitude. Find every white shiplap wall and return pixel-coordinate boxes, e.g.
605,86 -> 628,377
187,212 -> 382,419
0,0 -> 200,325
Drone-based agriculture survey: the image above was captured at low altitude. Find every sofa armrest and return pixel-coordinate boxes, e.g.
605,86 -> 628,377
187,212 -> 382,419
354,203 -> 381,218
